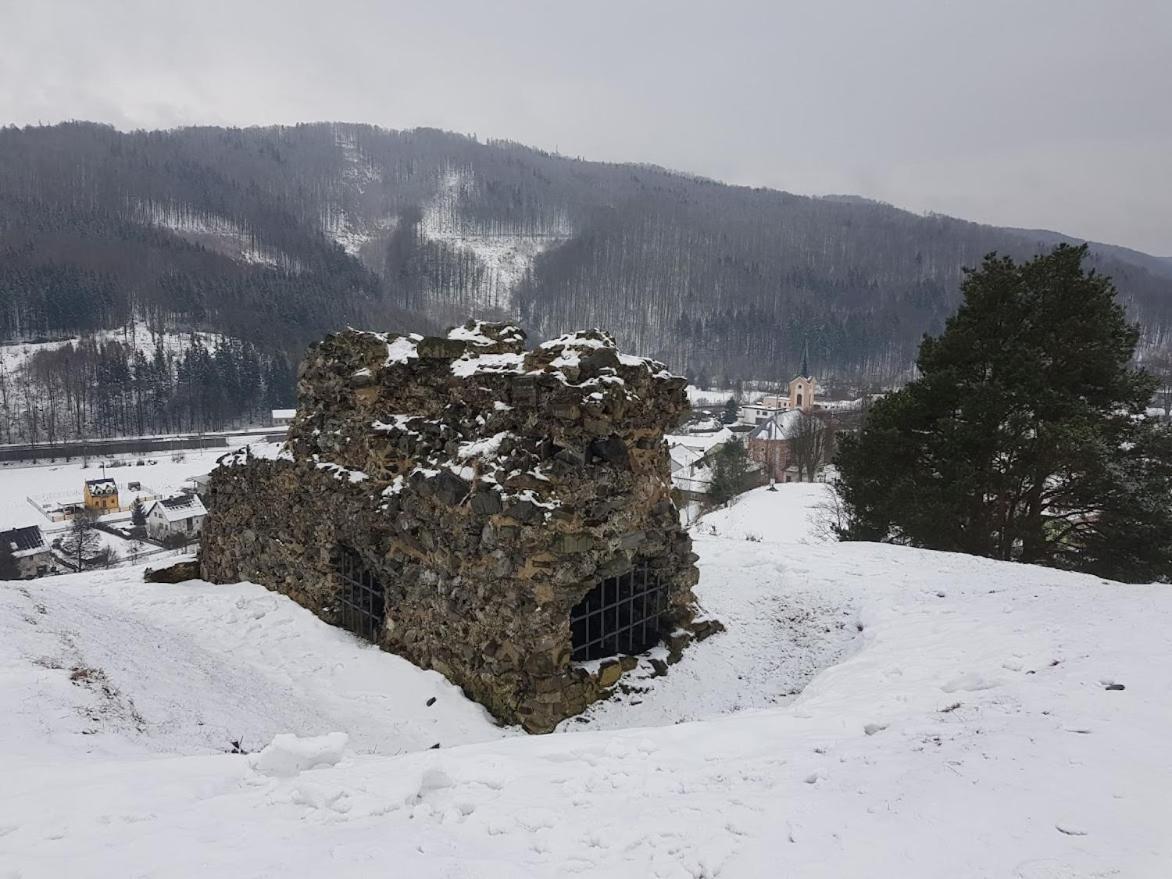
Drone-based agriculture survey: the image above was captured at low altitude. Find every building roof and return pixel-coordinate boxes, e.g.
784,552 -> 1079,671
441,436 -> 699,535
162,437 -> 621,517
147,494 -> 207,523
743,395 -> 787,411
665,427 -> 733,456
1,525 -> 46,556
669,444 -> 704,471
749,409 -> 805,441
85,478 -> 118,495
271,408 -> 296,419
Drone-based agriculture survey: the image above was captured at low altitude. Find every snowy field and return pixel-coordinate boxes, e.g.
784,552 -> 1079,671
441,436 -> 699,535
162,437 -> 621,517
686,386 -> 757,407
0,442 -> 267,531
2,485 -> 1171,876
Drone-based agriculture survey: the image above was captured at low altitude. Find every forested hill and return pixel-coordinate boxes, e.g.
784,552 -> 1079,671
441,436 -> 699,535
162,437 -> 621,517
4,120 -> 1172,385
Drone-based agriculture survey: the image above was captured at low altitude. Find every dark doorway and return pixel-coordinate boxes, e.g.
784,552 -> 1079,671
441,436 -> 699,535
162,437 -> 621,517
335,546 -> 386,642
570,559 -> 665,661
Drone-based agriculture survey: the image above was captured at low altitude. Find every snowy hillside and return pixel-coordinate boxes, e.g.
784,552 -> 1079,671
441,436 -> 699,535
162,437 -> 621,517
0,322 -> 223,375
2,485 -> 1170,876
420,167 -> 572,312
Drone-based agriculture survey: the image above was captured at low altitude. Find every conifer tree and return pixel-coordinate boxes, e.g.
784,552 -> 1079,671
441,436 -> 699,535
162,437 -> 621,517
708,438 -> 752,505
836,244 -> 1172,583
0,539 -> 19,580
721,397 -> 739,424
130,497 -> 147,533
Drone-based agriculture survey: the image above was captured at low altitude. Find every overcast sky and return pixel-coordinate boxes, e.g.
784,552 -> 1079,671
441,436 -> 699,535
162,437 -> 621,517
3,0 -> 1170,254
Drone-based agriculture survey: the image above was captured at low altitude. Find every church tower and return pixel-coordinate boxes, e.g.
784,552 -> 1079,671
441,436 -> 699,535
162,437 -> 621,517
788,340 -> 815,412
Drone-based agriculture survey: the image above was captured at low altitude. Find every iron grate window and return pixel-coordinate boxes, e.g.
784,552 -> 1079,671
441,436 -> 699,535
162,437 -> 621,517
570,560 -> 665,661
336,546 -> 386,643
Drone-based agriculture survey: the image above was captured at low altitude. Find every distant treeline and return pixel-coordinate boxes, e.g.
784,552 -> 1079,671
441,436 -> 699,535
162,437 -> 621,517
0,336 -> 292,445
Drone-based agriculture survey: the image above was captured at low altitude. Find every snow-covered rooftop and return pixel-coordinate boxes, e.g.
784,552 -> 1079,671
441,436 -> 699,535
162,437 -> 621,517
749,409 -> 804,441
147,494 -> 207,522
665,426 -> 733,455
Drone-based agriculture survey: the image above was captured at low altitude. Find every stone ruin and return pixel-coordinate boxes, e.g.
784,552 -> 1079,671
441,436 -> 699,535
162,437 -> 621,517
200,321 -> 715,732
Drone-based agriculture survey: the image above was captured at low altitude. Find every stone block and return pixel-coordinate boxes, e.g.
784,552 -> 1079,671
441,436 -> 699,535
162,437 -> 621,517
598,660 -> 623,688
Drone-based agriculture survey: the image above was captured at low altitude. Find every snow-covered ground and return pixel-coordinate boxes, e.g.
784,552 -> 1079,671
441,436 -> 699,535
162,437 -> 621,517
2,485 -> 1170,876
686,386 -> 766,407
0,444 -> 260,531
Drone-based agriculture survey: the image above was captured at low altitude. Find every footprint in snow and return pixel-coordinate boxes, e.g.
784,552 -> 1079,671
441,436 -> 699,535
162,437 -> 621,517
941,673 -> 1002,693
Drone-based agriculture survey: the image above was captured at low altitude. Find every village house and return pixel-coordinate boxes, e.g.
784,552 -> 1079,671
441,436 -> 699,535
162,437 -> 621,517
666,427 -> 733,500
747,409 -> 805,482
145,494 -> 207,542
270,408 -> 296,428
738,347 -> 818,426
0,526 -> 59,578
83,478 -> 120,513
747,409 -> 835,483
737,394 -> 789,426
745,353 -> 826,482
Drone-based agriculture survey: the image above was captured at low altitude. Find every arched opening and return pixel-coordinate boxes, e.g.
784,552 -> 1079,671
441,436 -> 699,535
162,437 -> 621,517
796,391 -> 803,408
335,545 -> 386,642
570,559 -> 666,661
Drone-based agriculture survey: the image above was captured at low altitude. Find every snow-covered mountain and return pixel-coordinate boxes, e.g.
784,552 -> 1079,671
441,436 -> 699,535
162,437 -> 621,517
6,122 -> 1172,383
3,484 -> 1169,876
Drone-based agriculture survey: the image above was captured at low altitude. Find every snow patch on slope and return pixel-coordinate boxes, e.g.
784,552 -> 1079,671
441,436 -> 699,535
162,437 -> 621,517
0,322 -> 224,376
318,127 -> 398,257
129,199 -> 303,272
322,210 -> 398,257
421,167 -> 572,311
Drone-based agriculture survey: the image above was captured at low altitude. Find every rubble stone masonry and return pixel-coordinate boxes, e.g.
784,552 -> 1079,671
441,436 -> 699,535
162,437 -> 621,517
200,321 -> 707,732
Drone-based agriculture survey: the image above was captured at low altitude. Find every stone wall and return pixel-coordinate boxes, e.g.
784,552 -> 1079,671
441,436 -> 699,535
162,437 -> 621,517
201,321 -> 706,732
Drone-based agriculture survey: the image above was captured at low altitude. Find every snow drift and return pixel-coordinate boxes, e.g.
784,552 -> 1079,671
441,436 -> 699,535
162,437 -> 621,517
1,485 -> 1170,877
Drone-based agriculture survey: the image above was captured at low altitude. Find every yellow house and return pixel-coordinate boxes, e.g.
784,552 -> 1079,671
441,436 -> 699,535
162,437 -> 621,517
83,478 -> 120,513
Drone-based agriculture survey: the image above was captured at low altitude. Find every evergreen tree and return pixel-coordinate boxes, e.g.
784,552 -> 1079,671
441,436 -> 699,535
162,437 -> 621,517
130,497 -> 147,532
0,539 -> 20,580
708,438 -> 752,505
836,244 -> 1172,583
721,397 -> 739,424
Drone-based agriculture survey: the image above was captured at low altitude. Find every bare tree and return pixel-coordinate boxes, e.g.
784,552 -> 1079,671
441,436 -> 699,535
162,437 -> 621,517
95,546 -> 122,569
60,511 -> 101,571
812,478 -> 848,542
1144,353 -> 1172,420
789,412 -> 833,482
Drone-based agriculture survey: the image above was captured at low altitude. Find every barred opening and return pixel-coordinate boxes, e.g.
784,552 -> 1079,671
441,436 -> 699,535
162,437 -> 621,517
335,546 -> 385,642
570,559 -> 665,661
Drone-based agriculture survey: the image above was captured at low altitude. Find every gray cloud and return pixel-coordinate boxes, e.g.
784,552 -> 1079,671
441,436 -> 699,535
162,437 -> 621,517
2,0 -> 1170,253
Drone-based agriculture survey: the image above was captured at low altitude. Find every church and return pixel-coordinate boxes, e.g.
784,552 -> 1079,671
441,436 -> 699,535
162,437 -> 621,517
745,346 -> 821,482
736,345 -> 817,425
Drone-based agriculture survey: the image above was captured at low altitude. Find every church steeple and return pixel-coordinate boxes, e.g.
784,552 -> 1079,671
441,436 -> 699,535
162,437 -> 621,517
788,339 -> 816,412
